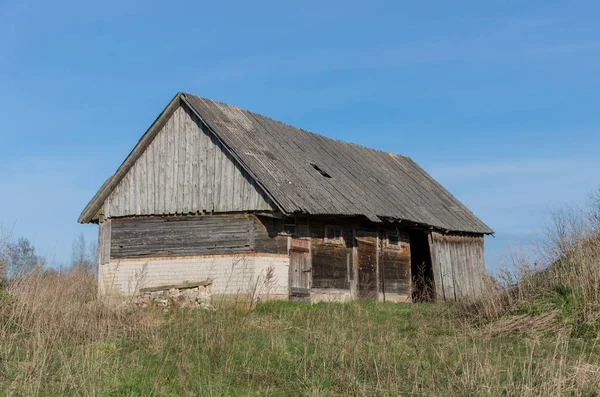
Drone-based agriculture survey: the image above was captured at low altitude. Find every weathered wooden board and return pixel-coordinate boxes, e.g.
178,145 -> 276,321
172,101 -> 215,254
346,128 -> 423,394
98,219 -> 111,266
252,217 -> 289,255
110,214 -> 278,259
380,230 -> 411,296
429,232 -> 486,300
356,230 -> 378,298
105,104 -> 274,218
309,219 -> 353,290
139,279 -> 212,293
289,238 -> 311,295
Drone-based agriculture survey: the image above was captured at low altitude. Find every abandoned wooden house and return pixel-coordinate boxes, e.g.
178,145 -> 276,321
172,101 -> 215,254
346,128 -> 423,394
79,92 -> 493,302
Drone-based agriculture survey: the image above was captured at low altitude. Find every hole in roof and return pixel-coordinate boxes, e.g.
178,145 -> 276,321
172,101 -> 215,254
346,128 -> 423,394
310,163 -> 332,178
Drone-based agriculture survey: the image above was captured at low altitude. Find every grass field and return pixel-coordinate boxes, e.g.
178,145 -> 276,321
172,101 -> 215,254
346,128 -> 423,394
2,199 -> 600,396
1,271 -> 600,397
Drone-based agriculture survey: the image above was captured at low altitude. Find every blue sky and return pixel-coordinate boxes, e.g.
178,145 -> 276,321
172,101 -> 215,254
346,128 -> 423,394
1,1 -> 599,272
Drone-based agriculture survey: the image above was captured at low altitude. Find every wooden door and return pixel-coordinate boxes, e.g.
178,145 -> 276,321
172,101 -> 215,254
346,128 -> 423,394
289,239 -> 311,297
356,230 -> 378,299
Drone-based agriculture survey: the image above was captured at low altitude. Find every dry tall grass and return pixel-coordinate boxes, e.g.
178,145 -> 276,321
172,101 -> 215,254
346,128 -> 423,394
1,194 -> 600,395
1,268 -> 599,395
460,192 -> 600,340
0,269 -> 162,395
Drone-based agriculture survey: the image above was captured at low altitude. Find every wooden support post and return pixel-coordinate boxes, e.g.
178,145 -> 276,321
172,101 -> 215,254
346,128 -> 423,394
351,224 -> 359,300
375,228 -> 383,302
428,233 -> 442,300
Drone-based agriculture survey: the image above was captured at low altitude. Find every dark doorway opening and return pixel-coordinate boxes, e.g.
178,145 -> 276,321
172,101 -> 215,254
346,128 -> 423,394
409,231 -> 435,302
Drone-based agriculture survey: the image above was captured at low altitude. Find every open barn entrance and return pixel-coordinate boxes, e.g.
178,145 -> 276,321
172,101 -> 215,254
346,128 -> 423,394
409,231 -> 435,302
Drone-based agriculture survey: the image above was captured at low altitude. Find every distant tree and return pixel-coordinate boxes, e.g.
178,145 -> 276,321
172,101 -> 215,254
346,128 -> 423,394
4,238 -> 45,278
0,226 -> 9,281
71,233 -> 97,274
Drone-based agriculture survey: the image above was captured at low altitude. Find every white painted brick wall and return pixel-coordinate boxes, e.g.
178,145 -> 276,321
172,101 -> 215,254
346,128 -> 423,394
99,255 -> 290,298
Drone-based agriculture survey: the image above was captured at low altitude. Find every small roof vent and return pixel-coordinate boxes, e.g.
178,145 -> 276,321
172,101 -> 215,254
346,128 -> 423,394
310,163 -> 331,178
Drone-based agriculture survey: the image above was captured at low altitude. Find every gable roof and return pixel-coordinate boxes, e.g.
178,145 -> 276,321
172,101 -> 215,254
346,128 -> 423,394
79,92 -> 492,234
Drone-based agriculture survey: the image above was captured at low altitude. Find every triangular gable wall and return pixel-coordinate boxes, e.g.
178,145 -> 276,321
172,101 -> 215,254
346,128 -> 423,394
104,103 -> 275,218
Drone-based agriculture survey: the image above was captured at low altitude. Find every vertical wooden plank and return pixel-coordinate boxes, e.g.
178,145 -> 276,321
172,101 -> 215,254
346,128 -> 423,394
252,180 -> 261,211
223,152 -> 234,211
238,164 -> 247,211
471,242 -> 480,295
215,148 -> 225,212
222,144 -> 232,211
157,118 -> 166,214
468,242 -> 476,296
112,191 -> 118,218
147,140 -> 155,214
98,218 -> 111,265
154,137 -> 160,215
449,241 -> 459,299
114,184 -> 121,217
245,172 -> 255,211
173,107 -> 182,213
183,107 -> 192,213
131,157 -> 137,215
248,179 -> 256,210
239,168 -> 248,211
466,242 -> 475,296
474,239 -> 485,296
163,118 -> 170,213
217,147 -> 229,212
232,162 -> 241,211
190,108 -> 200,213
459,242 -> 469,297
116,173 -> 124,217
166,110 -> 176,213
98,219 -> 104,266
176,107 -> 186,213
444,240 -> 456,301
453,241 -> 464,299
138,152 -> 147,215
122,172 -> 130,216
206,133 -> 215,212
213,140 -> 223,213
105,193 -> 112,219
198,117 -> 206,212
352,224 -> 359,300
132,161 -> 139,215
228,153 -> 236,210
126,165 -> 134,215
375,229 -> 381,299
428,233 -> 443,301
461,242 -> 470,297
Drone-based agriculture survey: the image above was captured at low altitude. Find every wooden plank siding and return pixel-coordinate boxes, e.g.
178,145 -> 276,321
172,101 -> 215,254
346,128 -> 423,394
309,219 -> 354,290
98,219 -> 111,265
307,219 -> 414,298
380,229 -> 411,296
104,211 -> 484,302
105,104 -> 274,218
109,214 -> 287,260
429,232 -> 486,300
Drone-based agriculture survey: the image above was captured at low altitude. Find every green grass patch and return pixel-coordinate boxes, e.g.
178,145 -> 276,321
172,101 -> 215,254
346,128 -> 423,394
2,300 -> 600,396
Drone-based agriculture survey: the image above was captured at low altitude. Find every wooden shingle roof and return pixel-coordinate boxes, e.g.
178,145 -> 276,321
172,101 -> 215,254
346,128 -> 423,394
182,94 -> 492,234
79,92 -> 492,234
